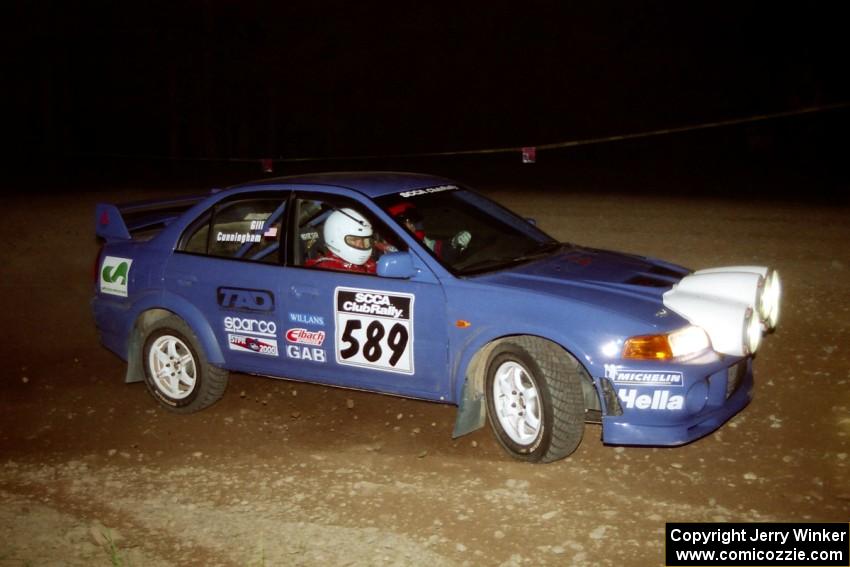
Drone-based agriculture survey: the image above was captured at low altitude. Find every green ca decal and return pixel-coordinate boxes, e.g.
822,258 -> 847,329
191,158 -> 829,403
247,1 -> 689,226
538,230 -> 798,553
102,262 -> 129,285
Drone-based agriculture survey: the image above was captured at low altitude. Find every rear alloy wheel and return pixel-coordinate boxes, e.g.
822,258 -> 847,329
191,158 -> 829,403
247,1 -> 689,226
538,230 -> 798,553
485,337 -> 586,463
147,334 -> 197,400
142,315 -> 228,413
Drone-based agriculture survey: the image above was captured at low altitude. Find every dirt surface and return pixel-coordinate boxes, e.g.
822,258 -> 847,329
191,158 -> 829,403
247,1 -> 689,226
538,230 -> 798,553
1,183 -> 848,566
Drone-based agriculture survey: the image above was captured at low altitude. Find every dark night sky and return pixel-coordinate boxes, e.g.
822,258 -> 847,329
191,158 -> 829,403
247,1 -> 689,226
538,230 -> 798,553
8,2 -> 849,163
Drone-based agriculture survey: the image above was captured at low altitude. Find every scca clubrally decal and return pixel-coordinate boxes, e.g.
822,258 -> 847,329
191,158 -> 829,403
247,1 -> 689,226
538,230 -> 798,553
334,287 -> 414,374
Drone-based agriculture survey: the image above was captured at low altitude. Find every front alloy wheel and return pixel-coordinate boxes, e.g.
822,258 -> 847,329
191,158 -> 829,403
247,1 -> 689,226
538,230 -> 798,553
491,360 -> 543,446
484,337 -> 586,463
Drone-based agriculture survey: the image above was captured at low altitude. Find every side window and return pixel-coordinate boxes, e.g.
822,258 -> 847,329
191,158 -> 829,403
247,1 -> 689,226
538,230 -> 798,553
179,197 -> 286,264
292,196 -> 404,274
183,213 -> 210,254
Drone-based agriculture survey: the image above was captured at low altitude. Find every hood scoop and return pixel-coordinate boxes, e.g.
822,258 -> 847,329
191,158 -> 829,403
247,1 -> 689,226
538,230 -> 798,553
624,266 -> 686,287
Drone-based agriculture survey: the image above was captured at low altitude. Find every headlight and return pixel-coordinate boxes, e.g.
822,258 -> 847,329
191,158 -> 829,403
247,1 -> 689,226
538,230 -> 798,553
761,269 -> 781,331
687,265 -> 781,332
663,289 -> 760,356
622,325 -> 711,361
745,308 -> 762,354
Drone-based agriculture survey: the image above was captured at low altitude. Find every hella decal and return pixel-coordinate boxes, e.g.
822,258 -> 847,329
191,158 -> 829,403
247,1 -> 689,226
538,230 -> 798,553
218,287 -> 274,312
286,328 -> 326,346
618,388 -> 684,410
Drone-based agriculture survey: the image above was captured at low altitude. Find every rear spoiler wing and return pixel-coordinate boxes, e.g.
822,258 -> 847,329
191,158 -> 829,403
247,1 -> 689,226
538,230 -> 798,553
95,195 -> 206,241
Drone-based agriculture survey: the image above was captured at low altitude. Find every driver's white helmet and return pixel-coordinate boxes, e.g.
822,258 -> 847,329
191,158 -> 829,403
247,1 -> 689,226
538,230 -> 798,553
324,208 -> 373,265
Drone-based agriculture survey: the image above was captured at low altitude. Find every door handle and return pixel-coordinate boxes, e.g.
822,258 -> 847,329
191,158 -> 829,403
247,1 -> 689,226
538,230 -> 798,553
290,285 -> 319,299
176,275 -> 198,287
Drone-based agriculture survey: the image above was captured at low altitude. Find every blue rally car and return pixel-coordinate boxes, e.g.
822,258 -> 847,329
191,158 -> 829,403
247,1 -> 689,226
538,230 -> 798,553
93,172 -> 781,463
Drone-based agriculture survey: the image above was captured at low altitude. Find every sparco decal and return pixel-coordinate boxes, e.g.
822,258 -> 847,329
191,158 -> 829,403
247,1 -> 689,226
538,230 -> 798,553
618,388 -> 684,410
218,287 -> 275,312
223,317 -> 277,337
334,287 -> 414,374
604,364 -> 683,387
100,256 -> 133,297
228,334 -> 279,356
289,312 -> 325,326
286,328 -> 326,346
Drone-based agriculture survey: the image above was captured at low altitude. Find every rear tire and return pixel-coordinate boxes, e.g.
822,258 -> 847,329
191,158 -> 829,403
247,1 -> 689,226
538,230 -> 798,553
141,315 -> 228,413
485,337 -> 586,463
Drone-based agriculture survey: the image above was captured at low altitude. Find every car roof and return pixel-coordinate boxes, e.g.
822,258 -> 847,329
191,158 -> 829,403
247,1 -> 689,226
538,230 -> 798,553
230,171 -> 460,199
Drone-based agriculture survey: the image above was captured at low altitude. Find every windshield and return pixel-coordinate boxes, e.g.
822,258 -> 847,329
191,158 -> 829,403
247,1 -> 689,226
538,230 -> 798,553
376,188 -> 561,275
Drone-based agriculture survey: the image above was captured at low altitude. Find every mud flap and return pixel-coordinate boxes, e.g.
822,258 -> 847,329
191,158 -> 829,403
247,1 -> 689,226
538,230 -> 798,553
124,327 -> 144,383
452,377 -> 486,438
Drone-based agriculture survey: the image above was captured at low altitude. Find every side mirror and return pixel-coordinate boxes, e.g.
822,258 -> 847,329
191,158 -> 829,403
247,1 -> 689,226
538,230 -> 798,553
377,251 -> 417,279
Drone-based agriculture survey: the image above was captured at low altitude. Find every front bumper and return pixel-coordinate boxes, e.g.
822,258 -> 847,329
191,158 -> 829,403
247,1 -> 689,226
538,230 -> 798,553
600,358 -> 753,446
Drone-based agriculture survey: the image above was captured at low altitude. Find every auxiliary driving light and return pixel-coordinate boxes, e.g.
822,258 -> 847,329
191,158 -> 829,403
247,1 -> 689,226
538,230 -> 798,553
744,307 -> 762,354
662,291 -> 756,357
761,269 -> 781,331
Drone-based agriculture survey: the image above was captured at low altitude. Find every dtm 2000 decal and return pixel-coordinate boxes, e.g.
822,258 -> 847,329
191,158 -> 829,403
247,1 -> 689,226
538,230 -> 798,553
334,287 -> 414,374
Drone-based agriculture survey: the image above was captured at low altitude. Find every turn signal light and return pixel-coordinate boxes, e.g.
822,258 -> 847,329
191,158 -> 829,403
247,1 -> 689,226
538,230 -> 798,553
622,326 -> 712,360
622,335 -> 673,360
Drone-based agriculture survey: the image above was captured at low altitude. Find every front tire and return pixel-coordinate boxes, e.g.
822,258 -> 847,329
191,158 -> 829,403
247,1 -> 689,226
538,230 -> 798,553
485,337 -> 586,463
141,315 -> 228,413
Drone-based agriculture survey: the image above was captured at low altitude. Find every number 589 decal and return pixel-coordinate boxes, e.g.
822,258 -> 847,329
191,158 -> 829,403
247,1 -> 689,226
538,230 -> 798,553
334,287 -> 414,374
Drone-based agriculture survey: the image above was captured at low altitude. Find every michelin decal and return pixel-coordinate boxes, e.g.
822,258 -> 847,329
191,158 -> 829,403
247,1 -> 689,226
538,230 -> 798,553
605,364 -> 684,410
604,364 -> 683,387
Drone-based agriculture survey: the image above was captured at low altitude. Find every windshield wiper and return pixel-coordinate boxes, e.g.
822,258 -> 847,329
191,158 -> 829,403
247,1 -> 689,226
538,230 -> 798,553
509,241 -> 565,264
458,242 -> 565,275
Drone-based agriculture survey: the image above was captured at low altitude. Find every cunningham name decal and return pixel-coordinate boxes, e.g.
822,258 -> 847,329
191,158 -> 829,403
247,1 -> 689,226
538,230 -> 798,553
216,232 -> 261,244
